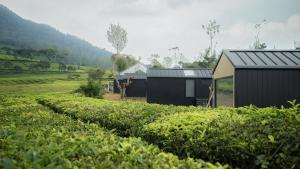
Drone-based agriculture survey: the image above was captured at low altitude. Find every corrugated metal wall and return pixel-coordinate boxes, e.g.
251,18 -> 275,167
125,79 -> 147,97
147,77 -> 211,106
235,69 -> 300,107
113,79 -> 147,97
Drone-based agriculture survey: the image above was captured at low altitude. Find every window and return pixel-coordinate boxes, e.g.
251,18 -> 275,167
186,80 -> 195,97
216,77 -> 233,107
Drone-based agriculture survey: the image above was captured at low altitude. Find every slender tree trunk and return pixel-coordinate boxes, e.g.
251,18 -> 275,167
210,37 -> 213,57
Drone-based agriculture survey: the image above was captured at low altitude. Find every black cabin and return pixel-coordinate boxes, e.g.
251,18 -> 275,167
147,68 -> 212,106
113,73 -> 147,97
213,50 -> 300,108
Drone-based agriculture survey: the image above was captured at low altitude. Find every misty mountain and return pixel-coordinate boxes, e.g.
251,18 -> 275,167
0,4 -> 112,68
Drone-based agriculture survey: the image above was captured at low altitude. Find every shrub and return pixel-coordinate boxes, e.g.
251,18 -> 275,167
67,65 -> 76,72
77,68 -> 106,98
141,106 -> 300,169
78,80 -> 103,98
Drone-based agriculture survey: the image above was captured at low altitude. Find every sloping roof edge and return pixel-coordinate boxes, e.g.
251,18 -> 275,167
119,62 -> 148,75
213,49 -> 300,73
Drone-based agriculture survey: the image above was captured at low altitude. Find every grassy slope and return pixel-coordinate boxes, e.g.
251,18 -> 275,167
0,73 -> 87,96
0,80 -> 84,96
0,53 -> 92,72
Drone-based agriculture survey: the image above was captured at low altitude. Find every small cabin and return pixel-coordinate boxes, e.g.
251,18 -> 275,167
147,68 -> 212,106
114,73 -> 147,97
213,50 -> 300,107
114,62 -> 148,95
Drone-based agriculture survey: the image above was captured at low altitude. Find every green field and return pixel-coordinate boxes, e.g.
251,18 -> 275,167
0,53 -> 92,73
0,73 -> 86,95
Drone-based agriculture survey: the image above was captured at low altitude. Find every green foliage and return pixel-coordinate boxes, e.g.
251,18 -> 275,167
28,61 -> 51,71
38,95 -> 300,169
183,48 -> 218,69
0,52 -> 93,73
79,80 -> 103,98
142,106 -> 300,169
38,95 -> 208,137
151,59 -> 164,68
67,65 -> 76,72
78,69 -> 105,98
0,73 -> 86,95
88,69 -> 105,80
0,96 -> 223,169
1,47 -> 66,62
111,54 -> 138,72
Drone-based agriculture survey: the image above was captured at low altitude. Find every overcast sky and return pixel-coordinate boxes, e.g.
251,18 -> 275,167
1,0 -> 300,62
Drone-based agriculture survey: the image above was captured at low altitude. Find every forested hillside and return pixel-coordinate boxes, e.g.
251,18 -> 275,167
0,5 -> 112,68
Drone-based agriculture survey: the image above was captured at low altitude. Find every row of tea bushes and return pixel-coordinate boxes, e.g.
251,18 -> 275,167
141,107 -> 300,169
37,95 -> 209,136
37,95 -> 300,169
0,96 -> 225,169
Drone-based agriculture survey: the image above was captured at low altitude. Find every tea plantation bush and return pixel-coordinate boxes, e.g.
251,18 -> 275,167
0,96 -> 225,169
37,95 -> 300,169
142,106 -> 300,169
37,95 -> 209,136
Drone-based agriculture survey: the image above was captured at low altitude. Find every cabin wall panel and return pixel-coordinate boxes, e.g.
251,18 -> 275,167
235,69 -> 300,107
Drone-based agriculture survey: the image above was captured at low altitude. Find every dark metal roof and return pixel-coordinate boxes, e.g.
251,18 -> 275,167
222,50 -> 300,69
116,73 -> 147,80
147,68 -> 212,78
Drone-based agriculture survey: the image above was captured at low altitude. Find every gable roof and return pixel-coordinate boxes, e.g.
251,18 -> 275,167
216,50 -> 300,71
120,63 -> 148,75
147,68 -> 212,78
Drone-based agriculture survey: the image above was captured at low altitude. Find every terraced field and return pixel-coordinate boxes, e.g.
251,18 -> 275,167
0,73 -> 86,95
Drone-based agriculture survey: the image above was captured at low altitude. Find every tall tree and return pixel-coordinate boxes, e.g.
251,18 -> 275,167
202,20 -> 220,57
107,23 -> 128,54
163,56 -> 173,68
252,19 -> 267,49
150,54 -> 163,68
107,23 -> 128,70
168,47 -> 180,67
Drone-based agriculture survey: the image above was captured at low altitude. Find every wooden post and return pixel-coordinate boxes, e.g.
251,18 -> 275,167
207,86 -> 214,107
116,77 -> 132,99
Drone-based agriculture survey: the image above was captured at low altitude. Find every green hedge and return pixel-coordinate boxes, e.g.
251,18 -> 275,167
142,106 -> 300,169
37,95 -> 208,136
37,95 -> 300,169
0,96 -> 225,169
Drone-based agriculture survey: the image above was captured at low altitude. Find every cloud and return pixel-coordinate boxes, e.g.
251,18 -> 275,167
0,0 -> 299,62
219,14 -> 300,50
